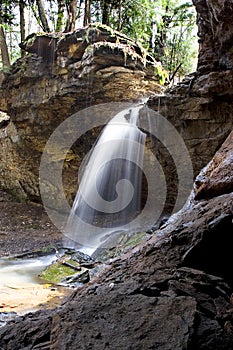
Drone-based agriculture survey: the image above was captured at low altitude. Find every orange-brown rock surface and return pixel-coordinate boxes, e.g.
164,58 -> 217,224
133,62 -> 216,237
0,24 -> 162,202
194,130 -> 233,199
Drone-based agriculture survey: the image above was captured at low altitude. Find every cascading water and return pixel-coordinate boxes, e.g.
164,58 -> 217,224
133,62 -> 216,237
65,104 -> 146,251
40,99 -> 193,254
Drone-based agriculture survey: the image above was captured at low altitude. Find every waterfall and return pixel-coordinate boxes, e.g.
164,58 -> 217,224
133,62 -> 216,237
64,105 -> 146,251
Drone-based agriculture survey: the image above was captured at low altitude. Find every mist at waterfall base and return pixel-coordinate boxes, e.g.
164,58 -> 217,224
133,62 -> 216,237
64,105 -> 150,253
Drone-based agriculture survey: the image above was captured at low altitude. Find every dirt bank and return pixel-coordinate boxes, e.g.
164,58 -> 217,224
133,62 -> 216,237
0,191 -> 63,257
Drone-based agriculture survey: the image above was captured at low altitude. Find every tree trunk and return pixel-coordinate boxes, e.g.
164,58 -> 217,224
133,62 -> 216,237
65,0 -> 77,32
102,0 -> 109,25
36,0 -> 51,32
0,25 -> 10,67
117,0 -> 122,31
83,0 -> 91,26
19,0 -> 26,56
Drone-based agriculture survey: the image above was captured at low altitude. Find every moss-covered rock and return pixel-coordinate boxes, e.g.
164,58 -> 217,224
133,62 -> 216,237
40,250 -> 94,285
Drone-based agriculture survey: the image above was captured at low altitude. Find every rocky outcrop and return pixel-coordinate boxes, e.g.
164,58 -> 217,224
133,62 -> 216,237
0,130 -> 233,349
148,0 -> 233,181
0,24 -> 162,202
194,130 -> 233,199
194,0 -> 233,73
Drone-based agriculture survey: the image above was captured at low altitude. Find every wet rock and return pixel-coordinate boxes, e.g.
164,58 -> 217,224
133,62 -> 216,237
89,263 -> 108,279
60,269 -> 90,287
0,310 -> 52,349
0,111 -> 10,128
39,250 -> 95,286
91,231 -> 150,262
194,130 -> 233,199
0,312 -> 17,328
71,251 -> 94,264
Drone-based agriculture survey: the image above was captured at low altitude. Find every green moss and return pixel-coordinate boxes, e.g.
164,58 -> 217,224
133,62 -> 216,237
154,63 -> 168,85
40,259 -> 79,284
28,223 -> 39,229
123,232 -> 147,249
88,40 -> 143,66
41,245 -> 55,253
1,65 -> 11,74
84,23 -> 132,45
88,22 -> 116,36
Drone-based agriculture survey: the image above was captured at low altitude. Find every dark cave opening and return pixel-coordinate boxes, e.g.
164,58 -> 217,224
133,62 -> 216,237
183,215 -> 233,289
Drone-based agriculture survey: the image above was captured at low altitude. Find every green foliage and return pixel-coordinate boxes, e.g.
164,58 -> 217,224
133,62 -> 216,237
0,0 -> 15,24
154,63 -> 169,85
113,0 -> 154,47
92,0 -> 198,80
152,1 -> 198,80
0,0 -> 198,81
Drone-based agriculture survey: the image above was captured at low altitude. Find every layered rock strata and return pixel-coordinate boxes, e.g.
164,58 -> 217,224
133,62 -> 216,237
0,24 -> 162,202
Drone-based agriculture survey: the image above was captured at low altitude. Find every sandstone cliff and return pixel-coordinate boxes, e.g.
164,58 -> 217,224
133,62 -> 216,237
0,24 -> 162,202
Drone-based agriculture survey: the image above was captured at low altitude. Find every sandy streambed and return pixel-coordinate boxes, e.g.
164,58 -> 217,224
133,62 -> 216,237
0,255 -> 69,315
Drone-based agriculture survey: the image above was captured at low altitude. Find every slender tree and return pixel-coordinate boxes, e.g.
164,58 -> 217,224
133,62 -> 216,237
117,0 -> 122,31
101,0 -> 110,25
65,0 -> 78,32
19,0 -> 26,56
0,24 -> 10,67
0,0 -> 12,67
84,0 -> 91,26
36,0 -> 51,31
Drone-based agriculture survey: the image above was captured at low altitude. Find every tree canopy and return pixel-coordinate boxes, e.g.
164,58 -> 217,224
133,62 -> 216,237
0,0 -> 198,82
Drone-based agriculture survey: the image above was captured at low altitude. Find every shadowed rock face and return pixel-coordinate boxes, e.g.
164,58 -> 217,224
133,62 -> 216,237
148,0 -> 233,183
145,0 -> 233,218
193,0 -> 233,73
0,132 -> 232,349
194,130 -> 233,199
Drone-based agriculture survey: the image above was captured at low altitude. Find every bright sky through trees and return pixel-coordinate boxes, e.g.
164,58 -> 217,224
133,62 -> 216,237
0,0 -> 198,82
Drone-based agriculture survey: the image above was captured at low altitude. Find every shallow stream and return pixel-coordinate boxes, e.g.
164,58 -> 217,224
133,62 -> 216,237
0,254 -> 68,326
0,254 -> 56,286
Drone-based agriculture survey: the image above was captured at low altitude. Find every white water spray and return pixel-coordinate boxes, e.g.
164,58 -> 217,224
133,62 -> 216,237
65,105 -> 146,250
